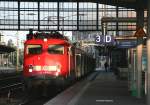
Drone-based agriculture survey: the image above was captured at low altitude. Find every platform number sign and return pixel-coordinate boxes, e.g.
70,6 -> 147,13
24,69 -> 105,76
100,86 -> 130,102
95,35 -> 114,45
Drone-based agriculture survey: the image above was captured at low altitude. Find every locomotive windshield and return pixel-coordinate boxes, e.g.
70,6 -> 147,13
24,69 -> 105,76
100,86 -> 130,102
27,45 -> 42,54
48,45 -> 64,54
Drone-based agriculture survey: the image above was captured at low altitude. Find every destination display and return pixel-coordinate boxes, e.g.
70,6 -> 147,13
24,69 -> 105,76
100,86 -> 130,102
116,39 -> 137,48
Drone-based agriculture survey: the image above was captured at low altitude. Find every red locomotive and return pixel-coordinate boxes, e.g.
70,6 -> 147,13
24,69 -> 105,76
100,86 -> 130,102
23,30 -> 95,91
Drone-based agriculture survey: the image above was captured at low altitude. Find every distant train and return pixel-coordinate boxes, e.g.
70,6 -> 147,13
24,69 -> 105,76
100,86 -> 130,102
23,30 -> 95,90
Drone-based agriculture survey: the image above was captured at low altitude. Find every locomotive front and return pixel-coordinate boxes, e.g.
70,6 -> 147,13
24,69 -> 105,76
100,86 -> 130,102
23,31 -> 71,88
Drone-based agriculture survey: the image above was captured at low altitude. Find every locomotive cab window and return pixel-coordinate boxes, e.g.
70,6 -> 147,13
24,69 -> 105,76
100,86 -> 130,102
48,45 -> 64,54
27,45 -> 42,54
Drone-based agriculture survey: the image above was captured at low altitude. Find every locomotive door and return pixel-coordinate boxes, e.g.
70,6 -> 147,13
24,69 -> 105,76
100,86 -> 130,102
81,55 -> 85,77
75,54 -> 81,78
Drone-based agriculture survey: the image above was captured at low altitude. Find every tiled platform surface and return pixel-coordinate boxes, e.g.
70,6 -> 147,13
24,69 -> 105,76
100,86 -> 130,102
44,71 -> 146,105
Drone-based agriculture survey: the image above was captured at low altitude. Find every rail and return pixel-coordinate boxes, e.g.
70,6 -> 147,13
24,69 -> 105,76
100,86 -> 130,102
0,83 -> 23,91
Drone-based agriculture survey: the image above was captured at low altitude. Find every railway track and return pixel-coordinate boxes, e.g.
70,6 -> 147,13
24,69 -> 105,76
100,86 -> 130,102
0,83 -> 23,90
18,91 -> 58,105
0,74 -> 22,88
18,98 -> 49,105
0,83 -> 60,105
0,81 -> 60,105
0,82 -> 24,105
0,83 -> 23,92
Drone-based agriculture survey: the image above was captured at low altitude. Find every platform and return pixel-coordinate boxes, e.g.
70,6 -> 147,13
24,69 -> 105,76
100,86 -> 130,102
44,71 -> 146,105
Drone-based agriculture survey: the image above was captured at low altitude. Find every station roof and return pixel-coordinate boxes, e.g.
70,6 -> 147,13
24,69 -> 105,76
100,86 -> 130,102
7,0 -> 147,9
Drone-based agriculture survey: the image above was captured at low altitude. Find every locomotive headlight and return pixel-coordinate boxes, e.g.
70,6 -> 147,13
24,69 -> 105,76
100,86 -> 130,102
29,65 -> 33,72
55,65 -> 61,76
44,38 -> 47,42
56,65 -> 61,72
55,72 -> 59,76
29,69 -> 33,72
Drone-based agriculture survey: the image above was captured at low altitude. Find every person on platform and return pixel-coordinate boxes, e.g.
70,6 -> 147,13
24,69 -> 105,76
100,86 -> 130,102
104,61 -> 108,72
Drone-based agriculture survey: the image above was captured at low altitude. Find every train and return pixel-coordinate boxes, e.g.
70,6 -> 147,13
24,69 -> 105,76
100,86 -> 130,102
23,30 -> 95,91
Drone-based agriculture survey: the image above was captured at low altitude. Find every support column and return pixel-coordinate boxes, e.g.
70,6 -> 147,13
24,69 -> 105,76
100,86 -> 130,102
130,49 -> 134,92
0,54 -> 2,67
147,0 -> 150,104
136,6 -> 144,98
10,52 -> 12,66
1,54 -> 3,66
136,44 -> 143,98
116,6 -> 119,36
12,52 -> 14,66
6,53 -> 8,67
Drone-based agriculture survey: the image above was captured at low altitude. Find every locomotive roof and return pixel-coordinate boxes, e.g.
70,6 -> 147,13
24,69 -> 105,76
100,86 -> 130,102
26,31 -> 69,41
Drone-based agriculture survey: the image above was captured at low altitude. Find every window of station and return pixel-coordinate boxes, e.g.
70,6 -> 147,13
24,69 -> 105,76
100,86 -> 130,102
59,2 -> 78,30
79,2 -> 97,30
48,45 -> 64,54
20,2 -> 38,30
27,45 -> 42,54
40,2 -> 58,30
0,1 -> 18,29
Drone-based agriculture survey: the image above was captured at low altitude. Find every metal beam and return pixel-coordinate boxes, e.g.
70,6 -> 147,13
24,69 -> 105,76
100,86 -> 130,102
18,1 -> 20,30
0,0 -> 140,9
147,0 -> 150,104
57,2 -> 60,31
96,2 -> 99,30
116,6 -> 119,36
101,17 -> 147,23
77,2 -> 79,31
38,1 -> 40,31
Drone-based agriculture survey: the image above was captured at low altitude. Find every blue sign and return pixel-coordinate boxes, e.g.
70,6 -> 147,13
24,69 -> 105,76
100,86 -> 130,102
95,35 -> 115,45
116,40 -> 137,48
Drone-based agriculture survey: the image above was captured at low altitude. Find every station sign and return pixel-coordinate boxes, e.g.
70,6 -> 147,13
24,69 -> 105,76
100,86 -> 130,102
134,27 -> 146,37
116,39 -> 137,48
95,35 -> 115,45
